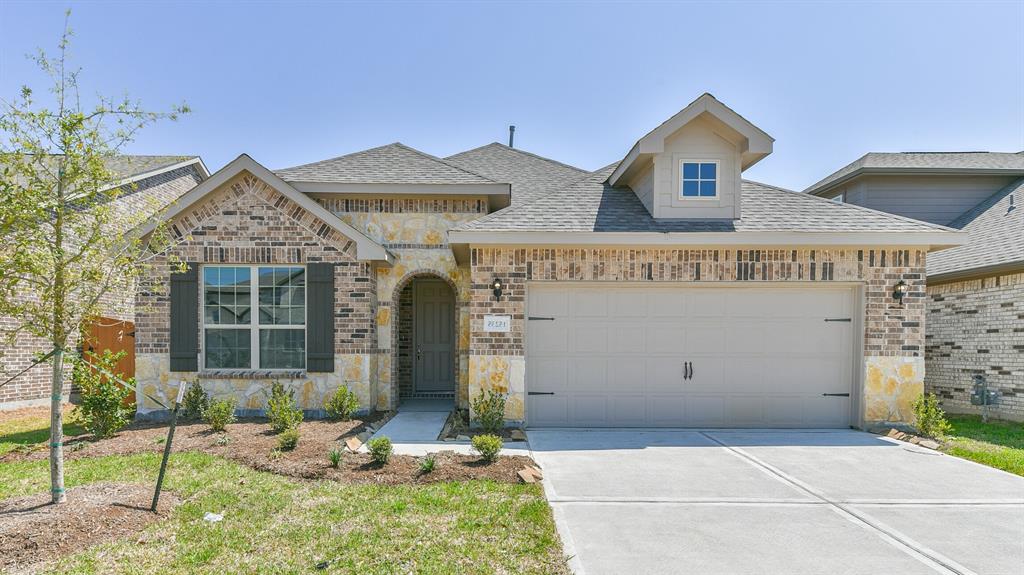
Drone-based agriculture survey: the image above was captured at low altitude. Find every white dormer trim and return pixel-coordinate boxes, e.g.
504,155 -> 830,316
609,93 -> 774,187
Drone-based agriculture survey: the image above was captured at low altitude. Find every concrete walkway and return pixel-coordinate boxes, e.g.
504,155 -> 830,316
365,400 -> 530,456
530,429 -> 1024,575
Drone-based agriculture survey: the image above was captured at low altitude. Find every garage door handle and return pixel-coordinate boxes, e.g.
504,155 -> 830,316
822,393 -> 850,397
528,392 -> 555,396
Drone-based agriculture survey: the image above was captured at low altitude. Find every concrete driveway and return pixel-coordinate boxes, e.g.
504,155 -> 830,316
528,429 -> 1024,575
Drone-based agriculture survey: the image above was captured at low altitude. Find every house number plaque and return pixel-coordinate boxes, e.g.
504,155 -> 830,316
483,315 -> 512,332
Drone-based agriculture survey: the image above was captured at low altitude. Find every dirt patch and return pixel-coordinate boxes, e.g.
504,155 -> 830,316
3,412 -> 536,485
0,482 -> 179,574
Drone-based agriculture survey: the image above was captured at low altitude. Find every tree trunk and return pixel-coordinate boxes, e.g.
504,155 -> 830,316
49,345 -> 66,504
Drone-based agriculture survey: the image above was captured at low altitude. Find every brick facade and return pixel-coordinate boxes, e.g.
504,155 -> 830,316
0,164 -> 203,408
467,247 -> 927,426
925,272 -> 1024,421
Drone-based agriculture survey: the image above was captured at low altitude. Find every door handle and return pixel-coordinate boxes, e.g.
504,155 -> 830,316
683,362 -> 692,381
416,347 -> 422,361
690,362 -> 694,380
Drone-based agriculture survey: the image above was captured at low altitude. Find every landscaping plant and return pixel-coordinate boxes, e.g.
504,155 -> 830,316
913,393 -> 952,438
367,436 -> 393,464
72,349 -> 134,439
472,434 -> 503,463
328,447 -> 343,468
419,454 -> 436,473
471,389 -> 507,434
204,398 -> 237,432
181,380 -> 209,420
0,12 -> 189,503
266,382 -> 303,433
277,428 -> 300,451
324,386 -> 360,421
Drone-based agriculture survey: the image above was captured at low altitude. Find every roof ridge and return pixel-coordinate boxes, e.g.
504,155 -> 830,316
389,142 -> 499,183
273,142 -> 399,173
747,178 -> 957,232
948,176 -> 1024,229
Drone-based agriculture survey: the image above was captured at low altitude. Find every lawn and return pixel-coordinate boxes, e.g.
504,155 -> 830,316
0,407 -> 84,457
0,412 -> 570,574
942,415 -> 1024,477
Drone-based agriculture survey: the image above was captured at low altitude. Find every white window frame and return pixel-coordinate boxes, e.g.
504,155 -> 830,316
832,192 -> 845,203
200,264 -> 307,371
679,159 -> 720,200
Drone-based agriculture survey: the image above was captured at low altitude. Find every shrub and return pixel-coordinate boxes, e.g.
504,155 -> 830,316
913,393 -> 951,438
328,447 -> 343,468
73,349 -> 134,439
266,382 -> 303,433
181,380 -> 209,420
324,386 -> 360,421
471,434 -> 503,463
419,454 -> 436,473
367,436 -> 393,465
278,427 -> 300,451
471,389 -> 506,434
205,397 -> 237,432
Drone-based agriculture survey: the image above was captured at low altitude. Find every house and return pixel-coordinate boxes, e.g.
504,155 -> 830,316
805,152 -> 1024,421
134,94 -> 963,429
0,155 -> 209,409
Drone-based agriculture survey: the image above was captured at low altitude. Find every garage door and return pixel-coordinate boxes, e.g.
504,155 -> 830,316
526,284 -> 855,428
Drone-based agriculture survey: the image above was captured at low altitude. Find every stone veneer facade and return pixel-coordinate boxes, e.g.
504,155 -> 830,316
925,272 -> 1024,421
467,247 -> 928,427
1,164 -> 204,408
134,169 -> 931,429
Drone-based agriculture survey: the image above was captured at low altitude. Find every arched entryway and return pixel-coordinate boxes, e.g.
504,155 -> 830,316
394,274 -> 457,404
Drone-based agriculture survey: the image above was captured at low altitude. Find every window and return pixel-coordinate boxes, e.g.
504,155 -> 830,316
831,193 -> 845,204
203,266 -> 306,370
680,161 -> 718,198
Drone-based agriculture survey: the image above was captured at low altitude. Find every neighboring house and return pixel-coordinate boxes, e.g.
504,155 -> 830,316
134,94 -> 963,429
805,152 -> 1024,421
0,155 -> 209,409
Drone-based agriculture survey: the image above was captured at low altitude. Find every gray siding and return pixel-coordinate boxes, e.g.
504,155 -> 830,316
832,175 -> 1015,226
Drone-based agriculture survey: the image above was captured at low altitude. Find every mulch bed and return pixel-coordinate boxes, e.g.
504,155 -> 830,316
0,482 -> 179,574
2,410 -> 537,485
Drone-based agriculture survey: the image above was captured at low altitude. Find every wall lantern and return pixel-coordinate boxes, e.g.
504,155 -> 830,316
491,278 -> 503,300
892,280 -> 909,305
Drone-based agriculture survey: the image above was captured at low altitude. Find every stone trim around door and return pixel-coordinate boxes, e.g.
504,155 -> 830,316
387,269 -> 467,410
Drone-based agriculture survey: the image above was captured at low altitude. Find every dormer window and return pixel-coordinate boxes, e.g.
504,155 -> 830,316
680,160 -> 718,199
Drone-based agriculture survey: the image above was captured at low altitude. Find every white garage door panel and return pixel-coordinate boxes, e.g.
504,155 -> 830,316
527,284 -> 855,428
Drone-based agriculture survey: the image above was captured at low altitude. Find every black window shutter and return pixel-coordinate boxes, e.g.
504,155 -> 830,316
169,262 -> 200,371
306,263 -> 335,372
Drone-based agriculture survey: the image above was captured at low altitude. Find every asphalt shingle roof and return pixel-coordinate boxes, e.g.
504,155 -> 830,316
274,143 -> 496,185
105,155 -> 197,180
456,164 -> 952,234
445,143 -> 590,204
805,152 -> 1024,195
927,177 -> 1024,278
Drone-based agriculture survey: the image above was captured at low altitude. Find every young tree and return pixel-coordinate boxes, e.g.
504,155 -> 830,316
0,12 -> 188,503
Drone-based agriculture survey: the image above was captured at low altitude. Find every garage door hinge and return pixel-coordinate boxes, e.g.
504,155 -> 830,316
528,392 -> 555,396
528,316 -> 555,321
824,318 -> 852,322
822,393 -> 851,397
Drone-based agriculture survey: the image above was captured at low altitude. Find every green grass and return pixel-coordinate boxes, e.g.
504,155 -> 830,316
0,408 -> 85,457
942,415 -> 1024,477
0,416 -> 570,574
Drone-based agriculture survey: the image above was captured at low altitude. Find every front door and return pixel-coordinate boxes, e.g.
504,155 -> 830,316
413,280 -> 455,393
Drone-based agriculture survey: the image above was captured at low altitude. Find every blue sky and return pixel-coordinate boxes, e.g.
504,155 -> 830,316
1,1 -> 1022,190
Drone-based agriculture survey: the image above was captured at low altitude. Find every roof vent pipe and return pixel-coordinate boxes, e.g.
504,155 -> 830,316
508,125 -> 515,148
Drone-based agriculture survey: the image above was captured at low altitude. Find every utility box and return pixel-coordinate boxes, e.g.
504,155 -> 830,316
970,375 -> 999,406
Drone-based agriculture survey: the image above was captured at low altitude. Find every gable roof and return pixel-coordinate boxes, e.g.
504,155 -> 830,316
444,142 -> 591,204
927,177 -> 1024,281
138,154 -> 392,263
609,93 -> 774,187
274,142 -> 496,185
804,152 -> 1024,196
450,164 -> 962,257
105,155 -> 209,182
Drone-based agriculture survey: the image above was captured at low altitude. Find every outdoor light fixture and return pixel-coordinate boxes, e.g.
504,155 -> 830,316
491,278 -> 503,299
892,280 -> 909,304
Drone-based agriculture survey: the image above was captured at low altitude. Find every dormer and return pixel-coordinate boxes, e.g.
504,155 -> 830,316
609,93 -> 773,220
